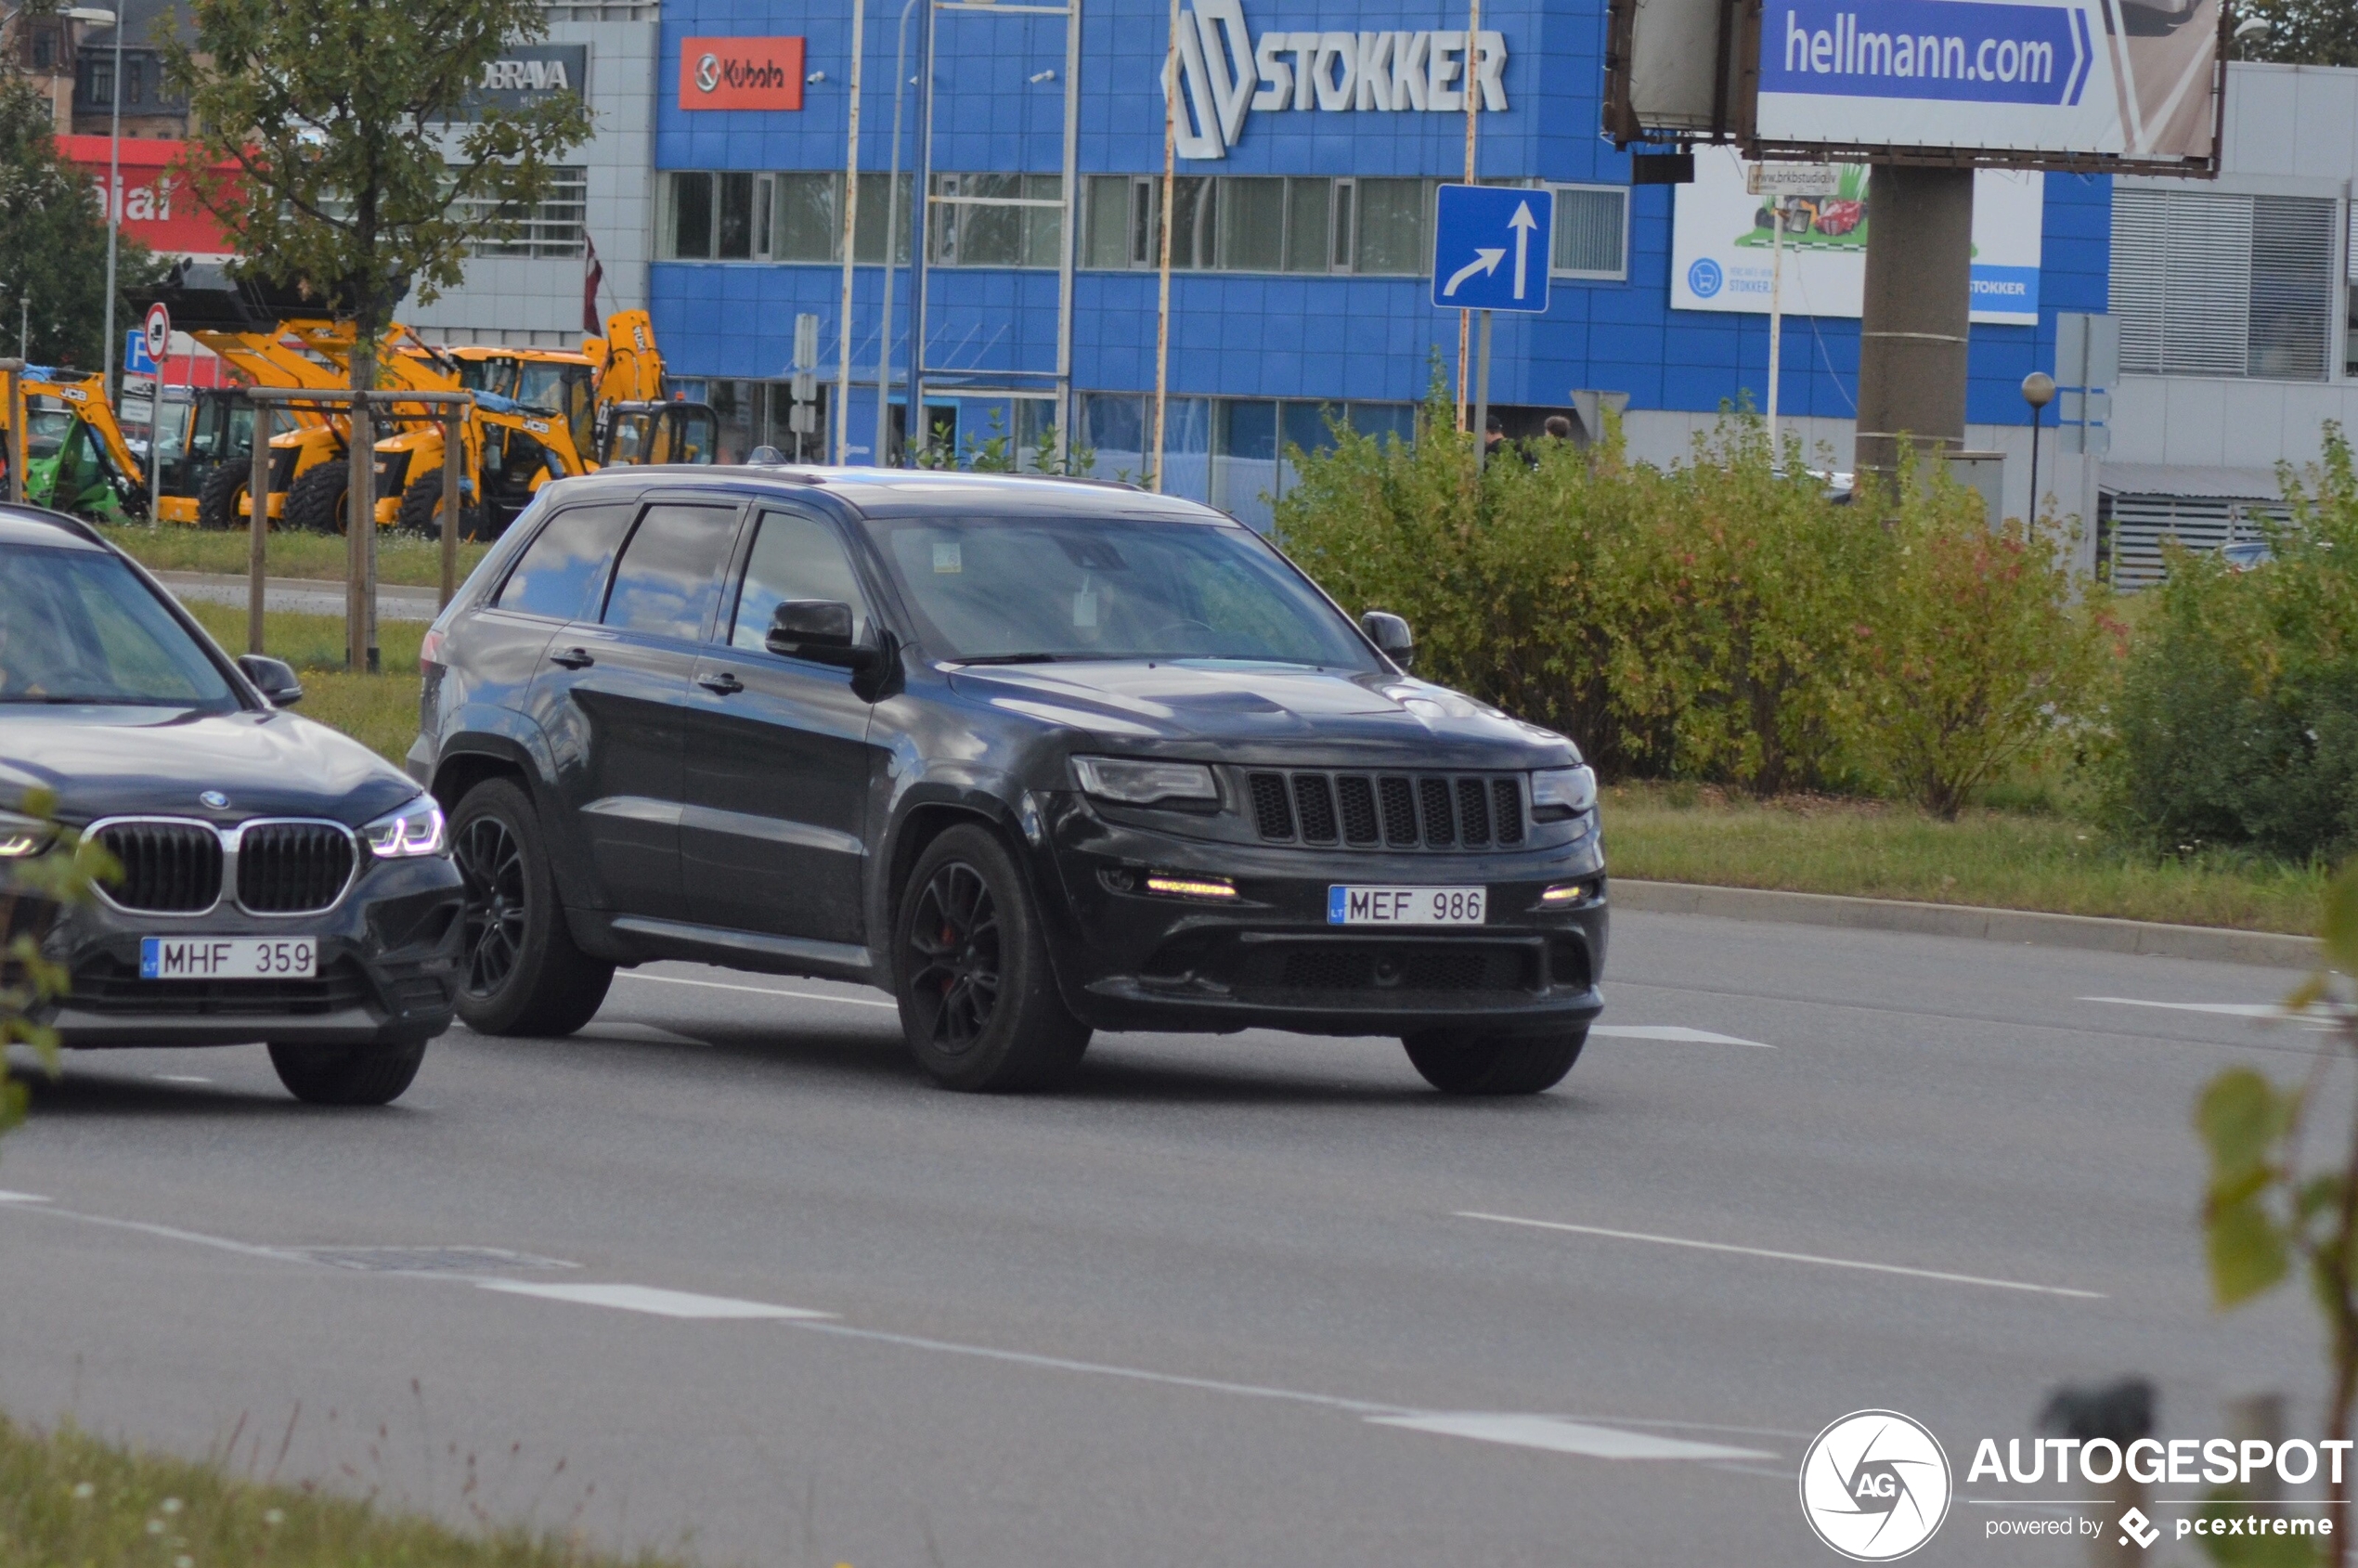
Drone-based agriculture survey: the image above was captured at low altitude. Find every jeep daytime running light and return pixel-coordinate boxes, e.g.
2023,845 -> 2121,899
1070,757 -> 1221,807
0,811 -> 52,858
1144,873 -> 1238,901
362,798 -> 447,859
1539,882 -> 1588,904
1530,765 -> 1598,817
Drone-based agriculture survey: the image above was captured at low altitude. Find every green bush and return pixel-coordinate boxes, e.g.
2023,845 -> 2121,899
2104,426 -> 2358,860
1272,388 -> 2098,811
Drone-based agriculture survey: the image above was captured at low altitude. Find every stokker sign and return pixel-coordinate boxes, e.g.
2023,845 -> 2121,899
678,36 -> 806,111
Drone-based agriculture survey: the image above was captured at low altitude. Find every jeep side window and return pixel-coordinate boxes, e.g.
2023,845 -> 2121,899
493,501 -> 636,621
729,510 -> 870,651
601,503 -> 739,641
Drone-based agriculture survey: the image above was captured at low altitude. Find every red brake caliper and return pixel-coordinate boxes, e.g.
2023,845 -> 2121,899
939,923 -> 957,994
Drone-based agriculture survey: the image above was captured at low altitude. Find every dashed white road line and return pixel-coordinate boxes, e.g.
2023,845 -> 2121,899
1367,1412 -> 1772,1461
1457,1212 -> 2103,1299
614,972 -> 898,1010
475,1280 -> 835,1320
153,1074 -> 213,1084
2081,997 -> 2296,1019
0,1190 -> 47,1203
1591,1025 -> 1772,1049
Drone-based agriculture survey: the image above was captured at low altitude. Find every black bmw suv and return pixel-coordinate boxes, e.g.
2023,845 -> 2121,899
412,467 -> 1607,1093
0,505 -> 463,1104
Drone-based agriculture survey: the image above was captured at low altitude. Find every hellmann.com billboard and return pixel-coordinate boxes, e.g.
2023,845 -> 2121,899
1603,0 -> 2221,172
1754,0 -> 2220,163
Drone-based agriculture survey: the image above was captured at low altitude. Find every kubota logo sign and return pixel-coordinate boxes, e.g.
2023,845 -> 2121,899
678,36 -> 805,111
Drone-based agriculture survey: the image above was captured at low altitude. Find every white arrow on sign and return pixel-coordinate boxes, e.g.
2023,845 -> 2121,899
1443,247 -> 1505,298
1508,201 -> 1538,300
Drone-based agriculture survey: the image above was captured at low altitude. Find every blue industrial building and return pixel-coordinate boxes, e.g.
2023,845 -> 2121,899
649,0 -> 2108,522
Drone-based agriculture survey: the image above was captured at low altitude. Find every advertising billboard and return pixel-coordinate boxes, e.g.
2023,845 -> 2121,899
57,137 -> 237,262
1670,149 -> 2044,324
1601,0 -> 2221,173
1752,0 -> 2221,164
678,36 -> 806,111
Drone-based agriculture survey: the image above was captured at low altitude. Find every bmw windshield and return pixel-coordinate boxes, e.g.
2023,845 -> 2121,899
0,545 -> 238,708
874,515 -> 1381,671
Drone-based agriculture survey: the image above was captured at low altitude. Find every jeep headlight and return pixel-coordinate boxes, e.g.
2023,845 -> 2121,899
361,797 -> 447,859
1530,765 -> 1598,820
1069,757 -> 1220,808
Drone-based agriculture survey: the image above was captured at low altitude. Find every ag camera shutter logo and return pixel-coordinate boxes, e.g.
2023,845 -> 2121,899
1799,1410 -> 1952,1561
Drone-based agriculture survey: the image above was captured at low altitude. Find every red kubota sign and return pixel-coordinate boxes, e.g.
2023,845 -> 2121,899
678,36 -> 805,110
58,136 -> 238,261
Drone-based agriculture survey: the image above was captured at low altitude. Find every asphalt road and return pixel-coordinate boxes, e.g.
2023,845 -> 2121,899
0,910 -> 2339,1567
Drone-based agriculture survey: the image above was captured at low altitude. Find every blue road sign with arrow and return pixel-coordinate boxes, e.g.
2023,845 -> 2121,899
1430,184 -> 1553,314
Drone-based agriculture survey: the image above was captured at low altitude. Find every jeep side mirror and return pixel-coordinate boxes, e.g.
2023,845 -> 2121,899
1360,610 -> 1414,669
767,600 -> 878,671
237,653 -> 304,706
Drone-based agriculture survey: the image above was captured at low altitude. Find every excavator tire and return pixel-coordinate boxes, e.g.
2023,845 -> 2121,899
285,462 -> 349,534
197,464 -> 248,531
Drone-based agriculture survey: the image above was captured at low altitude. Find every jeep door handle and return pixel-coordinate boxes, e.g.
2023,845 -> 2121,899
550,646 -> 594,669
696,671 -> 745,695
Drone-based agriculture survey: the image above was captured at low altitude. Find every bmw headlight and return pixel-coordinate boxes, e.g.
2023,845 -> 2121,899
1070,757 -> 1220,808
1530,765 -> 1598,821
361,797 -> 447,859
0,810 -> 55,858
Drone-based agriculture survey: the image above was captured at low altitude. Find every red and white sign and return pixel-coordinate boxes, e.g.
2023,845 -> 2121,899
677,36 -> 805,110
58,136 -> 238,261
143,304 -> 172,363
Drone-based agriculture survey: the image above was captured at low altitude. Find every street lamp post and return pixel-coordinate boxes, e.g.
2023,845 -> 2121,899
64,6 -> 122,403
2021,370 -> 2055,523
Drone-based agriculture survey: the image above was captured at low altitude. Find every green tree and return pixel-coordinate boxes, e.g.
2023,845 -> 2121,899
159,0 -> 590,582
0,73 -> 161,369
2197,863 -> 2358,1568
2234,0 -> 2358,67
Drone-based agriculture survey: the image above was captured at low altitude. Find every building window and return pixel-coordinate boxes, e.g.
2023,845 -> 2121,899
32,28 -> 55,70
460,166 -> 588,258
661,172 -> 912,264
123,58 -> 141,104
1081,175 -> 1435,277
2343,205 -> 2356,380
83,58 -> 111,107
1550,186 -> 1627,279
928,174 -> 1061,267
2113,188 -> 2338,382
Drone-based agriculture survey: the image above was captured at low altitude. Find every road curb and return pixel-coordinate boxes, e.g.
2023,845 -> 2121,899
1611,879 -> 2318,970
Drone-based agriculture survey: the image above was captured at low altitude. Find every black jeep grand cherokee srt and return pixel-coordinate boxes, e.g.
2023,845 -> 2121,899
411,467 -> 1606,1093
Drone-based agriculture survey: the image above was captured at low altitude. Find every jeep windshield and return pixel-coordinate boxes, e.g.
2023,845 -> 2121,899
875,515 -> 1381,670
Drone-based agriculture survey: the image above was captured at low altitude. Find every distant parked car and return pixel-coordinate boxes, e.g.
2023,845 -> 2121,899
2221,540 -> 2272,571
0,504 -> 463,1105
413,467 -> 1609,1095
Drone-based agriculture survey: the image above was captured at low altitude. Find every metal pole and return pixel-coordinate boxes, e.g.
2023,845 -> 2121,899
1856,164 -> 1973,479
875,0 -> 916,468
101,4 -> 122,407
2028,399 -> 2041,519
1472,308 -> 1492,475
1052,0 -> 1081,469
1151,0 -> 1178,492
910,0 -> 937,461
3,359 -> 24,506
246,400 -> 268,654
1455,0 -> 1479,434
346,390 -> 373,672
147,348 -> 163,524
440,404 -> 462,606
836,0 -> 868,464
1767,203 -> 1783,450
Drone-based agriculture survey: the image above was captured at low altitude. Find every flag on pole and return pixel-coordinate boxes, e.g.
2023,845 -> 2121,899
582,234 -> 605,335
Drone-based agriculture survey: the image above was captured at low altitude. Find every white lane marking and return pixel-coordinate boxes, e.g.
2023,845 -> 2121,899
154,1074 -> 213,1084
615,972 -> 898,1010
0,1190 -> 49,1203
474,1280 -> 835,1320
1458,1212 -> 2104,1299
2082,997 -> 2297,1019
1591,1025 -> 1772,1048
1367,1412 -> 1773,1461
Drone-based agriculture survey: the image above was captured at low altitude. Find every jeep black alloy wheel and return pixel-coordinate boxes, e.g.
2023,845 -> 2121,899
456,813 -> 526,1000
448,778 -> 614,1037
893,824 -> 1090,1092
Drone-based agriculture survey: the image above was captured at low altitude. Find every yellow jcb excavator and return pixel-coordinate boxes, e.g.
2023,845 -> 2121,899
0,366 -> 149,520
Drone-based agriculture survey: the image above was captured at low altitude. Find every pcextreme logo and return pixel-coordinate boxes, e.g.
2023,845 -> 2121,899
1799,1410 -> 1953,1561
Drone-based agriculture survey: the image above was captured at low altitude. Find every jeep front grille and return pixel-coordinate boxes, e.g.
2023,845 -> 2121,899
1242,771 -> 1524,849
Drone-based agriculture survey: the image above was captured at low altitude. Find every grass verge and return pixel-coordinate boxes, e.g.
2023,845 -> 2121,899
1603,783 -> 2328,937
182,601 -> 425,767
0,1415 -> 680,1568
96,522 -> 491,589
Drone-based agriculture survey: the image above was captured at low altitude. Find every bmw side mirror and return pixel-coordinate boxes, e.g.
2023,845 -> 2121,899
767,600 -> 879,671
1360,610 -> 1415,669
237,653 -> 304,707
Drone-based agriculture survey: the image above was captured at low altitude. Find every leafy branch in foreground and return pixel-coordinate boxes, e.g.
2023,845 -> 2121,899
0,790 -> 110,1145
2198,859 -> 2358,1568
